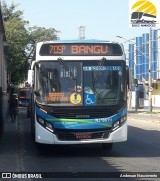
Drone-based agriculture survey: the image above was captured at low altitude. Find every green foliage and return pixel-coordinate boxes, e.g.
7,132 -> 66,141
1,0 -> 60,84
29,26 -> 59,43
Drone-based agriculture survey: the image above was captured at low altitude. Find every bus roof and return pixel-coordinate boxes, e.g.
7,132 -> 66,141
40,39 -> 110,44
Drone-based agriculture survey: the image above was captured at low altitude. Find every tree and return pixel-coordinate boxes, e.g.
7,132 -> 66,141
27,26 -> 60,63
2,0 -> 30,83
1,0 -> 60,84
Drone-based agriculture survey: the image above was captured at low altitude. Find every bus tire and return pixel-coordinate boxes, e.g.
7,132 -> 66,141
102,143 -> 113,150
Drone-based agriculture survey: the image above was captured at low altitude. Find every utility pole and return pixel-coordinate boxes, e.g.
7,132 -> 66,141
134,79 -> 138,111
148,28 -> 152,112
78,26 -> 86,39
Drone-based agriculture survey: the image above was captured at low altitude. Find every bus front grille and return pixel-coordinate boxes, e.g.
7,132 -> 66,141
55,130 -> 110,141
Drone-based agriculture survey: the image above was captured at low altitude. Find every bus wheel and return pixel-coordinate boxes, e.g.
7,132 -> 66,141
102,143 -> 113,150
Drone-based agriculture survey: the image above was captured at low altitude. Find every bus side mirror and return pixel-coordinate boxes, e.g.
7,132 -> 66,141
126,66 -> 130,89
34,91 -> 40,97
28,70 -> 34,86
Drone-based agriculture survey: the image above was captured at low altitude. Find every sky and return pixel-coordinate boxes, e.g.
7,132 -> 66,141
4,0 -> 153,48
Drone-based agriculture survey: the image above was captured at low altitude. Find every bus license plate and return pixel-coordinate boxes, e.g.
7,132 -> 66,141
75,133 -> 91,139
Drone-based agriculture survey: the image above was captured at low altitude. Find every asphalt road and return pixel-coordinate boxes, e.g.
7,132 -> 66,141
0,107 -> 160,181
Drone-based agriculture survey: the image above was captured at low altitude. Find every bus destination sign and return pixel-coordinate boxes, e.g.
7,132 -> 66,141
40,43 -> 122,56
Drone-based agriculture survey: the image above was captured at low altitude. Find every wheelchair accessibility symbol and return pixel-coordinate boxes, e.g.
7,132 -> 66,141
84,94 -> 95,106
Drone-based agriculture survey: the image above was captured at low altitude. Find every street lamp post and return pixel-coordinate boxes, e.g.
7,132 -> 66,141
148,28 -> 152,112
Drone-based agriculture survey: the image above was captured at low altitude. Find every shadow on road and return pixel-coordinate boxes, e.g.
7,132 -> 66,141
0,107 -> 159,180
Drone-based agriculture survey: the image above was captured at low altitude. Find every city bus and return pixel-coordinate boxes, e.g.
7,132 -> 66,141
29,39 -> 129,150
18,87 -> 31,106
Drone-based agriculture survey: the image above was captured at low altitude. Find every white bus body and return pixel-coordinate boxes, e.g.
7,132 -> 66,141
29,40 -> 128,149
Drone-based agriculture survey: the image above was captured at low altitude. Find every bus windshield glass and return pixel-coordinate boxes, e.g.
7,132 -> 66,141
35,61 -> 125,106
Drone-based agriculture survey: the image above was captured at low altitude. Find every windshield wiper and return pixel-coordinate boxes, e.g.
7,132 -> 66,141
57,57 -> 78,91
91,57 -> 107,95
93,57 -> 106,82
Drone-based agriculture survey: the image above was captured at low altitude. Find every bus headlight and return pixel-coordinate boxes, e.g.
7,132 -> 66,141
112,115 -> 127,131
38,117 -> 45,125
112,120 -> 120,130
37,117 -> 54,133
45,122 -> 54,133
120,115 -> 127,124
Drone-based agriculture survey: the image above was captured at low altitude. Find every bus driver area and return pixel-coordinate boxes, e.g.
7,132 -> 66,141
42,86 -> 114,107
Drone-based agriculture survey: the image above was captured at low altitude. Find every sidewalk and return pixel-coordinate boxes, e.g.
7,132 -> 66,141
128,108 -> 160,124
128,108 -> 160,114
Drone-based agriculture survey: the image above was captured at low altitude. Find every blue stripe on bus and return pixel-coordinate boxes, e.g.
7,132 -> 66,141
36,106 -> 127,130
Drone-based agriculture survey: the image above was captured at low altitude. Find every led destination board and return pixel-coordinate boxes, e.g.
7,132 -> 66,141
40,43 -> 122,56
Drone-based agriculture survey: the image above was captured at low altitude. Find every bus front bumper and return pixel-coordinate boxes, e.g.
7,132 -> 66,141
35,121 -> 127,145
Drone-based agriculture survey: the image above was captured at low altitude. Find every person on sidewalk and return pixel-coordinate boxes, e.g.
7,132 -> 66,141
8,94 -> 19,122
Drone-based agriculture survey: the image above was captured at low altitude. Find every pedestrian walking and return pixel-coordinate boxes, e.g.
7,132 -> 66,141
9,94 -> 19,122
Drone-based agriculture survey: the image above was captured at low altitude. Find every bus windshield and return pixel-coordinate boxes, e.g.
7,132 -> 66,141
35,61 -> 125,106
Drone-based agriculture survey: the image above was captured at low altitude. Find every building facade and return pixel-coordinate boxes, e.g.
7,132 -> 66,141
129,29 -> 160,109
